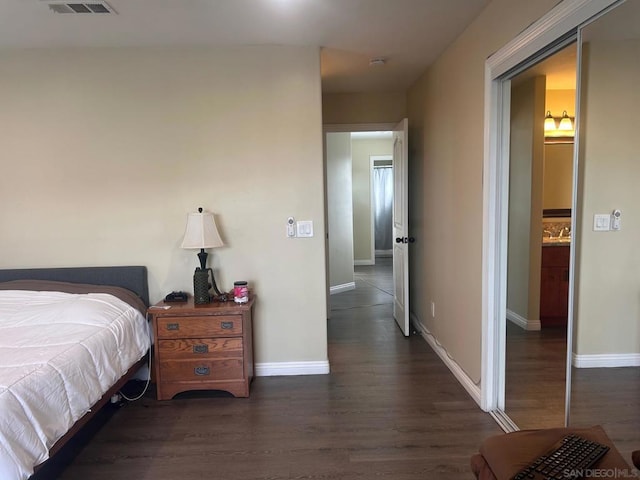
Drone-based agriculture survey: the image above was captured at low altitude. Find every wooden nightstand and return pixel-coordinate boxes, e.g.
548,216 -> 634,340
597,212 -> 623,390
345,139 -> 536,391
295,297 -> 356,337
149,296 -> 255,400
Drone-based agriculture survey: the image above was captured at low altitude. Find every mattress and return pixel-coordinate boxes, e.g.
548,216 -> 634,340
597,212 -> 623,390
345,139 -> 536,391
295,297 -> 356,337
0,289 -> 150,480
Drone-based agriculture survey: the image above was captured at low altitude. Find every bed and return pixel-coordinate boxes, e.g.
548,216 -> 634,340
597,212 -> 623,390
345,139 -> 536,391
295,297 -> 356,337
0,266 -> 151,480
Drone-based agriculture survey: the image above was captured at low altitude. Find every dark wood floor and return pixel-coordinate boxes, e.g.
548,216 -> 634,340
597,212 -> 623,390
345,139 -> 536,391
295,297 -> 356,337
570,365 -> 640,462
504,321 -> 640,462
505,322 -> 567,430
39,258 -> 502,480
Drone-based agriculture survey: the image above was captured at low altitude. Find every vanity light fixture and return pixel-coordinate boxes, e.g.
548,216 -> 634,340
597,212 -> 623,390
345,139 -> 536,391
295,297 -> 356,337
544,110 -> 575,141
544,111 -> 557,131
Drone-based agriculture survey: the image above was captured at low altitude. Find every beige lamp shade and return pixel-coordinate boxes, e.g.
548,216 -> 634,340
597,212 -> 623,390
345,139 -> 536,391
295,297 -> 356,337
181,209 -> 224,249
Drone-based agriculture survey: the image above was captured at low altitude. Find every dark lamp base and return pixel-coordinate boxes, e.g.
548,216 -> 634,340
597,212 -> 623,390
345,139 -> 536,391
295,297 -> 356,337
193,269 -> 211,304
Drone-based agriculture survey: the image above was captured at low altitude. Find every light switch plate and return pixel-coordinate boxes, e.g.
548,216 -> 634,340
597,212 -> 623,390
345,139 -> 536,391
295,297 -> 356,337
593,214 -> 611,231
296,220 -> 314,238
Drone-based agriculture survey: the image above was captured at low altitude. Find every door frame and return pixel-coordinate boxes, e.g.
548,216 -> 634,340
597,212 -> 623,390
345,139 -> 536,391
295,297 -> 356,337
481,0 -> 620,422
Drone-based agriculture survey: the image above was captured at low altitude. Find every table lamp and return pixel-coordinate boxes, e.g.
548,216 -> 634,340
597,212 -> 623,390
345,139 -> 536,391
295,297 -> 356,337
181,207 -> 224,304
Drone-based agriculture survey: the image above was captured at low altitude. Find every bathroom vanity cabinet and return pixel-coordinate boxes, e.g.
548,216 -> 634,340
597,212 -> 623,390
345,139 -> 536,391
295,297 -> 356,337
540,245 -> 570,327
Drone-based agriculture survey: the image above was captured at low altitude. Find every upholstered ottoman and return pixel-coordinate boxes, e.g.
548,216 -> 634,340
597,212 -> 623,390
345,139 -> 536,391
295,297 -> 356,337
471,425 -> 638,480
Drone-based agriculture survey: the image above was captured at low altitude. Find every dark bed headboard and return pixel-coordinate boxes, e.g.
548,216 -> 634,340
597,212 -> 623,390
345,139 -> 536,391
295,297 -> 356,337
0,266 -> 149,307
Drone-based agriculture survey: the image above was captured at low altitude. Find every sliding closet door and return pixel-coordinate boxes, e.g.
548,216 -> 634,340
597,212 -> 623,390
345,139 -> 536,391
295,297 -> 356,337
503,45 -> 576,431
481,0 -> 623,429
568,0 -> 640,461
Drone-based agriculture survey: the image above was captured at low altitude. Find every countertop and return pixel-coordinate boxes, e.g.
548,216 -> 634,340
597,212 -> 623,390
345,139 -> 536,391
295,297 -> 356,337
542,238 -> 571,246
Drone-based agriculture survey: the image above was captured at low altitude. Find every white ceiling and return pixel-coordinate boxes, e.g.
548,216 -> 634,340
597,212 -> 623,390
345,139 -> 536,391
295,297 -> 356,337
0,0 -> 490,93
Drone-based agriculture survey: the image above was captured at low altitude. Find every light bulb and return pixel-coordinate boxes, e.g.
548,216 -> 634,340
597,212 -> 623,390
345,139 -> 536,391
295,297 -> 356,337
558,111 -> 573,131
544,111 -> 557,131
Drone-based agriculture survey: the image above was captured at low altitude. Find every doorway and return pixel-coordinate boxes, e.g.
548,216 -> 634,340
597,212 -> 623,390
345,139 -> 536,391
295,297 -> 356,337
372,156 -> 394,260
323,121 -> 410,335
325,130 -> 394,291
351,134 -> 394,267
324,127 -> 394,300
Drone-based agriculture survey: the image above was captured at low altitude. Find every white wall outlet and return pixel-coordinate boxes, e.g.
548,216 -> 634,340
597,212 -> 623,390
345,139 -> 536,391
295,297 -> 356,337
286,217 -> 296,237
431,301 -> 436,318
296,220 -> 314,238
593,214 -> 611,232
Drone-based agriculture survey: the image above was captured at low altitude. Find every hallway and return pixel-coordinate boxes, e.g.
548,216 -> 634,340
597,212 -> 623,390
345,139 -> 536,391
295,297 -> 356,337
330,256 -> 394,312
326,256 -> 501,477
48,259 -> 501,480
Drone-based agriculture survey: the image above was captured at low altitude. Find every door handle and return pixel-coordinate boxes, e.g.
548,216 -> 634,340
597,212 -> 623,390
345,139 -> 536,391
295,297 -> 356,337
395,237 -> 416,244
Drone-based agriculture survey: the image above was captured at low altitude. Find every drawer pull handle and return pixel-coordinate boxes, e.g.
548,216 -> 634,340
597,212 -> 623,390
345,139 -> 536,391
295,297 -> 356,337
166,323 -> 179,331
194,366 -> 210,376
193,344 -> 209,354
221,321 -> 234,330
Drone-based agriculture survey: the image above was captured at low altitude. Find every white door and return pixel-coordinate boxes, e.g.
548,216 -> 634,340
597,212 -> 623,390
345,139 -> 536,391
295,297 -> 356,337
393,118 -> 410,336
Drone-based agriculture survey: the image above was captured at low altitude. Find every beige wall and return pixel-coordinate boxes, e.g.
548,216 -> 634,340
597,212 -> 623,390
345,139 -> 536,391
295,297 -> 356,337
574,38 -> 640,356
351,138 -> 393,263
326,133 -> 355,288
546,89 -> 576,118
0,46 -> 328,367
407,0 -> 558,382
322,92 -> 406,125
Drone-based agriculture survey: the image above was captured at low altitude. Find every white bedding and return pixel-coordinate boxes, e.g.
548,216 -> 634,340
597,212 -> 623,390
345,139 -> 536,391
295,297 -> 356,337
0,290 -> 150,480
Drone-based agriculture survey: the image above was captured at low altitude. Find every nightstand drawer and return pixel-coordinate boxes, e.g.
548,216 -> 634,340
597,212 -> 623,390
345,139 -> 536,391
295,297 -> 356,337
156,315 -> 242,338
159,358 -> 244,382
157,338 -> 243,359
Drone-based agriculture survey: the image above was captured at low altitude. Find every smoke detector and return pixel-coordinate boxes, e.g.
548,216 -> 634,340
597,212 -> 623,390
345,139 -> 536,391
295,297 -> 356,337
42,1 -> 117,14
369,57 -> 387,67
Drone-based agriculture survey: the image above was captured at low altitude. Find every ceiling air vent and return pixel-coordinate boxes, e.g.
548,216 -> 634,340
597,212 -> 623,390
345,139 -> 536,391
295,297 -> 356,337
43,1 -> 117,14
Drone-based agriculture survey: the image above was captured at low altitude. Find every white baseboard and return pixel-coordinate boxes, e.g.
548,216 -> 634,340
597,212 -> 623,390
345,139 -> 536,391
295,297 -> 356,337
506,309 -> 541,331
255,360 -> 330,376
329,282 -> 356,295
572,352 -> 640,368
354,259 -> 374,266
411,313 -> 482,408
375,250 -> 392,257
